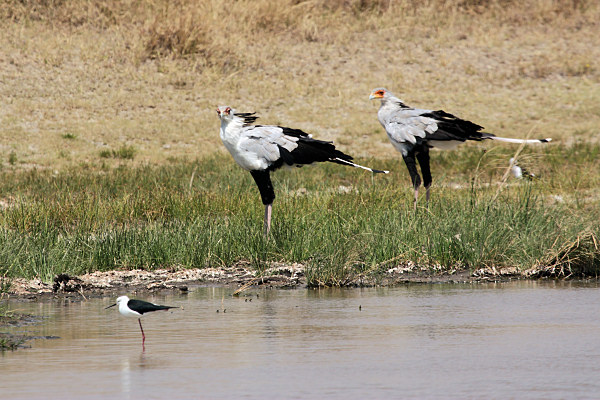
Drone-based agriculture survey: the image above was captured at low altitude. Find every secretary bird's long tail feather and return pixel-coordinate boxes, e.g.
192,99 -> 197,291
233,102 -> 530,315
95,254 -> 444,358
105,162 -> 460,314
333,157 -> 390,174
483,134 -> 552,144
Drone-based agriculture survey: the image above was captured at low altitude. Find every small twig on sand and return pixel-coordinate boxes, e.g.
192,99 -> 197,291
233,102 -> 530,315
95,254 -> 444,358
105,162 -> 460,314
232,276 -> 262,296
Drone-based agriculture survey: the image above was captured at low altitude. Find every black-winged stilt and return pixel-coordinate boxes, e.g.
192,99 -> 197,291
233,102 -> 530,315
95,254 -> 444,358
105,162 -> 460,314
105,295 -> 177,348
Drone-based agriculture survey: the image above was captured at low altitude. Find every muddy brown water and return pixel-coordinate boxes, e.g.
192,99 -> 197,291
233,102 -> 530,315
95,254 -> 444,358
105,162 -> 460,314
2,281 -> 600,399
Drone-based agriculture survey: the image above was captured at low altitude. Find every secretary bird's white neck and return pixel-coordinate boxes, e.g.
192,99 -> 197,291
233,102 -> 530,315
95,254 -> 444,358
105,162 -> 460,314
219,114 -> 245,144
377,95 -> 409,127
381,94 -> 409,110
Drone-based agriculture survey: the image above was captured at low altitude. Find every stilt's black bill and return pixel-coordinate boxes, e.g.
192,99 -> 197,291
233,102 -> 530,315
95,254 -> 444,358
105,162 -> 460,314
105,304 -> 117,309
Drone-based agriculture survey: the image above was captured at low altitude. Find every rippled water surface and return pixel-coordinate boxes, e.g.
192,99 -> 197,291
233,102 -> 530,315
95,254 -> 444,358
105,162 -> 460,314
2,281 -> 600,399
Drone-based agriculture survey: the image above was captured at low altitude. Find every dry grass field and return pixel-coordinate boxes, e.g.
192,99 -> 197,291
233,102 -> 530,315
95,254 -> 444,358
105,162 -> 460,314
0,0 -> 598,170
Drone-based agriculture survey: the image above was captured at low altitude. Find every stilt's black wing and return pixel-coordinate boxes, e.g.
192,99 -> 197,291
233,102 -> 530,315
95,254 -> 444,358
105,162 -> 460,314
128,299 -> 175,314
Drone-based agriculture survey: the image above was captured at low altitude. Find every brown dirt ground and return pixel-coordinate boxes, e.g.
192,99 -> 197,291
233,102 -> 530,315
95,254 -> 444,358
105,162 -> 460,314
1,4 -> 599,171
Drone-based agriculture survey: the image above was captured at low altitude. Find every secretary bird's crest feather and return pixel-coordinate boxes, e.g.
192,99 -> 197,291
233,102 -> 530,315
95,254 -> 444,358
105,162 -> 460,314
236,112 -> 259,126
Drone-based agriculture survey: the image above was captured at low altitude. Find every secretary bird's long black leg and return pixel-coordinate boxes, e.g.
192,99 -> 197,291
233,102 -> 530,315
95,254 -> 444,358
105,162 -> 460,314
250,170 -> 276,236
416,148 -> 432,208
402,152 -> 422,211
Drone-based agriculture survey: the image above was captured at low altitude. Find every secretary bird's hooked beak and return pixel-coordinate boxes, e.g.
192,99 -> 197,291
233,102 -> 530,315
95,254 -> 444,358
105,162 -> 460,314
105,303 -> 117,309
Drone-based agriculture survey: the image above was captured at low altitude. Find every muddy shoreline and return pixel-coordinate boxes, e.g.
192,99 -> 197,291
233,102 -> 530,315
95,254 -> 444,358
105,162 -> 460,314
2,262 -> 577,302
0,314 -> 58,350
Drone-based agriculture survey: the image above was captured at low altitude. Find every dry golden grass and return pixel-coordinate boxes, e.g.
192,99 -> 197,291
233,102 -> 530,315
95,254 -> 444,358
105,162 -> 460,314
0,0 -> 598,170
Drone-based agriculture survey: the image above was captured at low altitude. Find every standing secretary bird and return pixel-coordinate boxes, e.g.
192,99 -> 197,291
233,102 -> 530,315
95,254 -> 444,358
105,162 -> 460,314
369,88 -> 551,209
217,106 -> 388,235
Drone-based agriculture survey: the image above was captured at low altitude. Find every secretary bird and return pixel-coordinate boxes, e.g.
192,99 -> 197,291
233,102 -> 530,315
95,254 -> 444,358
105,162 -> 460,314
217,106 -> 388,235
369,88 -> 551,209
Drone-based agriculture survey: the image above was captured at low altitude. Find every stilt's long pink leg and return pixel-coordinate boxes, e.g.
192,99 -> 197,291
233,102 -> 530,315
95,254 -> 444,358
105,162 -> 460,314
138,318 -> 146,348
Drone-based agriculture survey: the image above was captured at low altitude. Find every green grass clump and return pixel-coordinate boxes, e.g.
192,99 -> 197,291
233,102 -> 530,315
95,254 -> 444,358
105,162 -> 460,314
0,303 -> 11,318
0,147 -> 598,285
8,152 -> 17,166
99,145 -> 136,160
0,305 -> 26,351
0,300 -> 29,350
0,300 -> 22,351
0,333 -> 24,351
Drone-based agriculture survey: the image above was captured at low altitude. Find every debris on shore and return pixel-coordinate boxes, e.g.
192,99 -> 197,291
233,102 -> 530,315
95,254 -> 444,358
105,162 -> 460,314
5,260 -> 590,301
